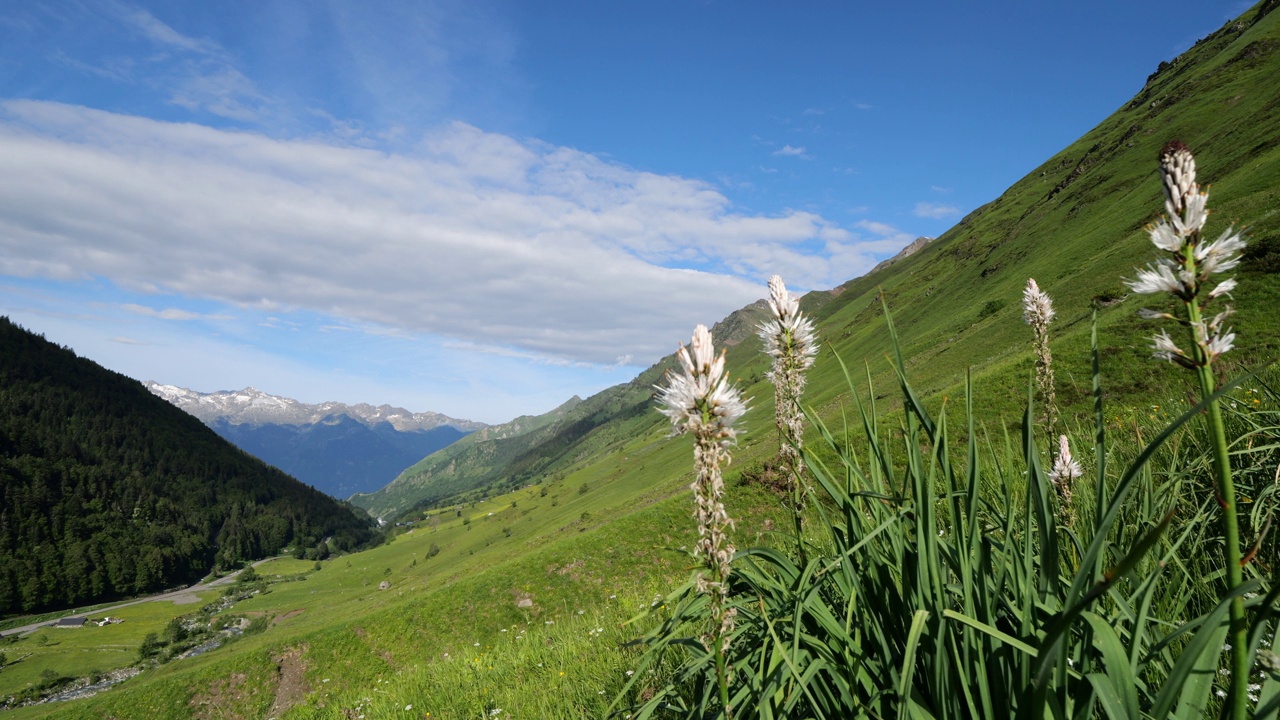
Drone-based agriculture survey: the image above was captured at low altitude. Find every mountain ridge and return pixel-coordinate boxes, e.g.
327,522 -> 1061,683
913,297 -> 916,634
144,383 -> 486,433
144,383 -> 480,499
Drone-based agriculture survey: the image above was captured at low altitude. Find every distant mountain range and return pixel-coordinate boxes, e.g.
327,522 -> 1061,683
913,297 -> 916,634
144,384 -> 485,499
145,384 -> 485,432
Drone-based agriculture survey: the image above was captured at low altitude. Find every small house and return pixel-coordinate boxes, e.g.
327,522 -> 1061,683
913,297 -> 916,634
55,617 -> 85,629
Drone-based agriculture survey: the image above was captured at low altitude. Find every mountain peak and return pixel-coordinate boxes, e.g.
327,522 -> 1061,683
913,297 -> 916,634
143,382 -> 486,433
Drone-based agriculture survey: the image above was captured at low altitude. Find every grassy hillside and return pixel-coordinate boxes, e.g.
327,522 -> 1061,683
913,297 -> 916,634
4,3 -> 1279,716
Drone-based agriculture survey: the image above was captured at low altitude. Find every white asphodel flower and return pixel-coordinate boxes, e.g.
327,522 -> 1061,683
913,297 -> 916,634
759,275 -> 819,366
1148,219 -> 1184,253
657,325 -> 746,441
1209,277 -> 1238,299
1160,141 -> 1202,224
1049,435 -> 1083,485
1194,226 -> 1247,275
1129,143 -> 1246,369
1151,329 -> 1188,363
1128,261 -> 1186,295
758,275 -> 820,514
656,324 -> 745,654
1022,278 -> 1055,327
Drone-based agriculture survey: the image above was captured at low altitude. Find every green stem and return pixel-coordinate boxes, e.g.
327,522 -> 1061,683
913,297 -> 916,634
1186,299 -> 1249,720
714,638 -> 731,719
792,476 -> 807,566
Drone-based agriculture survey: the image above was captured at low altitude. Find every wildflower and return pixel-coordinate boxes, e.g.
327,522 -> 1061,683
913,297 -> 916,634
1128,141 -> 1244,368
405,704 -> 413,711
1049,435 -> 1083,518
656,324 -> 745,654
1130,142 -> 1253,720
759,275 -> 820,548
1023,278 -> 1061,434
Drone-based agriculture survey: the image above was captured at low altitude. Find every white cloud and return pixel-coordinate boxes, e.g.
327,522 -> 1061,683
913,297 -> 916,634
0,101 -> 898,366
913,202 -> 962,219
121,304 -> 231,321
773,144 -> 808,158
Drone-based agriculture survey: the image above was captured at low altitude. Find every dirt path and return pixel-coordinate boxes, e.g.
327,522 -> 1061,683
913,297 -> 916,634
0,557 -> 283,638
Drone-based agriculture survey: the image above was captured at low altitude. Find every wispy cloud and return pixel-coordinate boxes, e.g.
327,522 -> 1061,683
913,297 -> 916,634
113,3 -> 223,56
913,202 -> 962,219
110,336 -> 149,346
122,304 -> 231,321
56,2 -> 273,123
0,101 -> 900,366
773,144 -> 808,158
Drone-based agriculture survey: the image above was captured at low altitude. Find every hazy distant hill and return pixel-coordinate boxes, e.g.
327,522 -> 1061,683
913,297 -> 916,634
145,384 -> 482,498
0,318 -> 377,615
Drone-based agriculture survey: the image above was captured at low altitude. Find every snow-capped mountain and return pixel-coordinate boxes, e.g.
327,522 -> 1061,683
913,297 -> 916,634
143,383 -> 486,499
144,383 -> 486,432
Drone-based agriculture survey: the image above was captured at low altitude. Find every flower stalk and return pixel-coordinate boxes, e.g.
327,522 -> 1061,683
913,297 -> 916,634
656,324 -> 746,717
1023,278 -> 1061,437
1126,141 -> 1249,720
758,275 -> 819,558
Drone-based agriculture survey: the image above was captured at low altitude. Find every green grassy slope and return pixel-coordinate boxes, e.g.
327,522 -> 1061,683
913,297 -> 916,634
6,4 -> 1279,716
348,395 -> 584,518
795,3 -> 1280,424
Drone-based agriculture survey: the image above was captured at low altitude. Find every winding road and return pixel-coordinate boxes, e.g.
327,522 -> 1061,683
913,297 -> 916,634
0,558 -> 281,639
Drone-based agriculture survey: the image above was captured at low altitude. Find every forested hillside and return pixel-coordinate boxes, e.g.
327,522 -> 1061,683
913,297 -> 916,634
0,317 -> 377,615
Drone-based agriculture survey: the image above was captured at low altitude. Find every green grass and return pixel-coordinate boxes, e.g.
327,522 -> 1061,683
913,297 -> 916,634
0,591 -> 215,700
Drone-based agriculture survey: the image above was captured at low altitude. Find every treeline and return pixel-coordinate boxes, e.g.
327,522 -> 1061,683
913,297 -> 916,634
0,317 -> 377,615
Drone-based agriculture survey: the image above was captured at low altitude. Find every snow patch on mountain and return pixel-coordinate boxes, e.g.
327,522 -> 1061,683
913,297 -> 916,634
143,382 -> 486,432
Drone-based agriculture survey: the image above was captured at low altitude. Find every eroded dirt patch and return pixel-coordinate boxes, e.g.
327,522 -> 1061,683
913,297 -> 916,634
188,672 -> 249,720
270,608 -> 306,627
267,644 -> 310,719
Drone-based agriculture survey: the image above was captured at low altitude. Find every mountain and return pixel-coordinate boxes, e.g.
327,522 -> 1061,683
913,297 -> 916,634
143,384 -> 484,432
144,384 -> 483,498
354,3 -> 1280,522
0,318 -> 378,615
869,236 -> 933,275
351,300 -> 774,520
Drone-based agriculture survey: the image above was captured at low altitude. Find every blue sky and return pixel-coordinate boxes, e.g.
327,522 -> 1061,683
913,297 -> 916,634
0,0 -> 1251,423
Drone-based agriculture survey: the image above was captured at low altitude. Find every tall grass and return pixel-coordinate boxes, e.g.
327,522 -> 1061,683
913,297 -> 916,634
616,300 -> 1279,718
